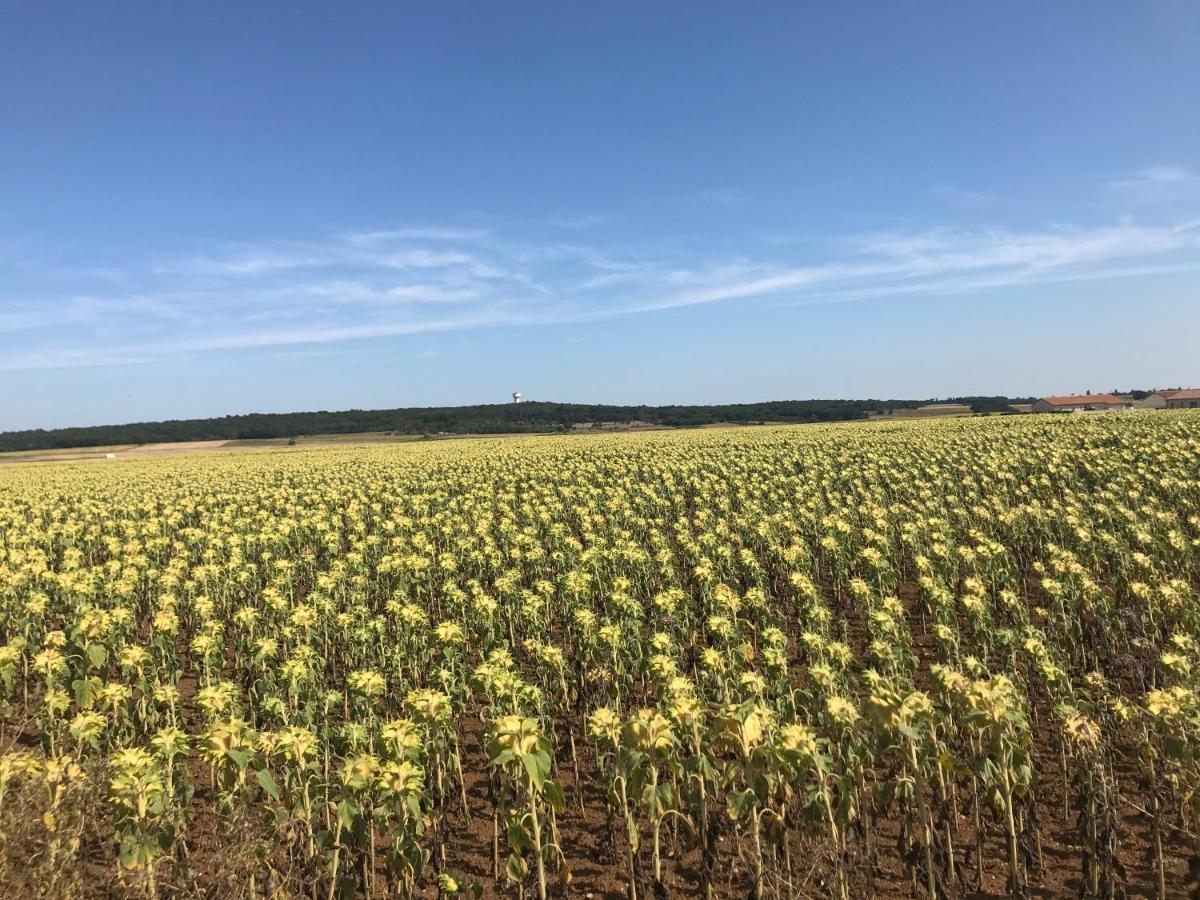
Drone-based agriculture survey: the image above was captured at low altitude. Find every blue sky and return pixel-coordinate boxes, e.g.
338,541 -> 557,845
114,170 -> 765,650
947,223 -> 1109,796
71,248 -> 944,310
2,2 -> 1199,430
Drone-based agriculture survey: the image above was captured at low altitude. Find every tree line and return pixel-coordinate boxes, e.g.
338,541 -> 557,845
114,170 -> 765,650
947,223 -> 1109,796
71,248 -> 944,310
0,397 -> 1034,452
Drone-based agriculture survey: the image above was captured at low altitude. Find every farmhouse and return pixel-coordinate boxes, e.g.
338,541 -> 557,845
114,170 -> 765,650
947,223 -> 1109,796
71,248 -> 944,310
1137,389 -> 1200,409
1031,393 -> 1126,413
1161,388 -> 1200,409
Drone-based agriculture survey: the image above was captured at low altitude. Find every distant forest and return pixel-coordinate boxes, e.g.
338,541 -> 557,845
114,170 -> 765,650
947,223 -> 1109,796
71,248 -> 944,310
0,397 -> 1033,452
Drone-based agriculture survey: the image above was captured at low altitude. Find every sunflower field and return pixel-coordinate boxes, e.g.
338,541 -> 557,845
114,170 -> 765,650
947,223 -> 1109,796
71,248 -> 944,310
0,413 -> 1198,899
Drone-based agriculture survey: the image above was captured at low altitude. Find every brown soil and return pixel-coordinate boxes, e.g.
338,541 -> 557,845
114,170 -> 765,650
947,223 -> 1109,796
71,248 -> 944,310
2,576 -> 1197,898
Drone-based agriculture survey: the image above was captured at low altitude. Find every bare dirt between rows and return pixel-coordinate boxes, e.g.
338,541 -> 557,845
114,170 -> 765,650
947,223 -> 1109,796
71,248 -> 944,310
2,575 -> 1197,898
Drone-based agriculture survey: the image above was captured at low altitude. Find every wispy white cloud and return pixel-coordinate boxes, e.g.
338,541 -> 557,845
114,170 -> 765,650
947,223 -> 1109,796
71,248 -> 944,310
2,216 -> 1198,370
933,184 -> 997,206
694,187 -> 746,207
543,214 -> 615,229
1108,165 -> 1194,191
153,231 -> 484,278
339,226 -> 489,244
1105,166 -> 1200,212
636,222 -> 1198,312
376,248 -> 475,269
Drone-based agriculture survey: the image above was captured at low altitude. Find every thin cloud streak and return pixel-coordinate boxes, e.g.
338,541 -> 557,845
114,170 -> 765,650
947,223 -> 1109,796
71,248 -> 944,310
639,223 -> 1197,312
1105,165 -> 1200,206
1108,165 -> 1194,191
543,214 -> 616,229
2,218 -> 1198,370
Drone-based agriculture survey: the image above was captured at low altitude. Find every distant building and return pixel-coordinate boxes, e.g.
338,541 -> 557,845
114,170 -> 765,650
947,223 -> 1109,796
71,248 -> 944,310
1031,393 -> 1127,413
1135,392 -> 1169,409
1136,389 -> 1200,409
1162,388 -> 1200,409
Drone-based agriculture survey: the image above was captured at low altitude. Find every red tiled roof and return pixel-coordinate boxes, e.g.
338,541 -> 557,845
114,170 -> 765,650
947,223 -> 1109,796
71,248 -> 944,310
1163,388 -> 1200,401
1039,394 -> 1125,406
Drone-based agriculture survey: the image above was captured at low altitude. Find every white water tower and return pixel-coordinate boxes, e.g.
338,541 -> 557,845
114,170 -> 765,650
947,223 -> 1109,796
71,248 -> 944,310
512,391 -> 522,404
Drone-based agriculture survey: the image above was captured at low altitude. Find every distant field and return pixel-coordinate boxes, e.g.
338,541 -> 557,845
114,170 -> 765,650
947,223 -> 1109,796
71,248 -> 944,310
224,431 -> 428,448
0,430 -> 562,463
869,403 -> 975,419
0,399 -> 948,454
0,433 -> 423,463
0,404 -> 1033,463
0,444 -> 141,463
0,426 -> 688,463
